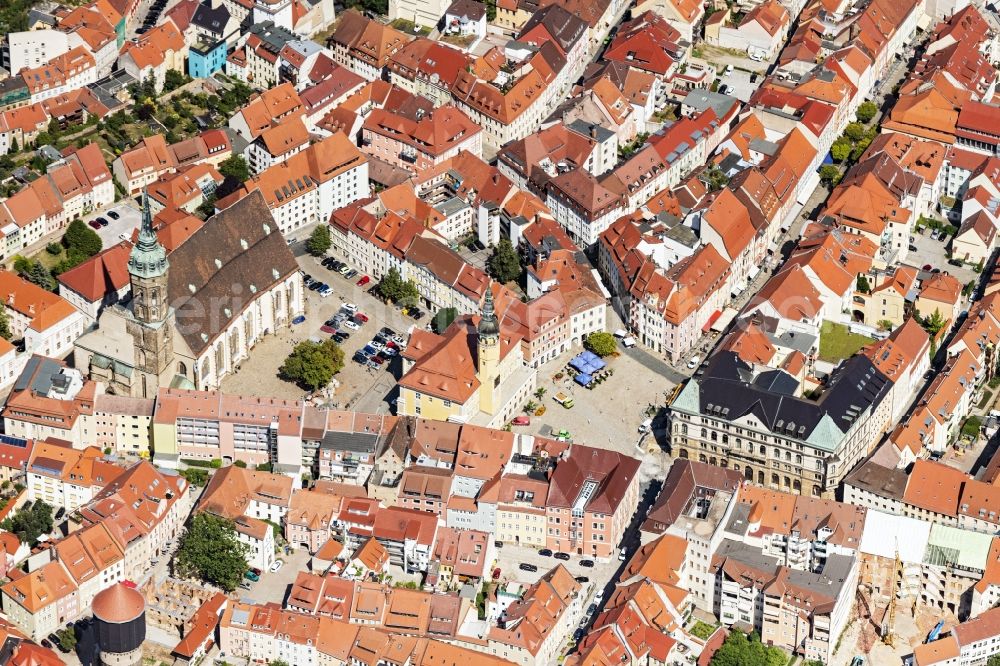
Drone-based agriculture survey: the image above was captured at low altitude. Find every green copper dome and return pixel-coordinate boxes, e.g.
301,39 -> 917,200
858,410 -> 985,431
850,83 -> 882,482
479,287 -> 499,339
128,189 -> 168,279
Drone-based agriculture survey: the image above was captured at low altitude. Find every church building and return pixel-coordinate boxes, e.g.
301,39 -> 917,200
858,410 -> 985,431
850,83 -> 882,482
74,190 -> 304,400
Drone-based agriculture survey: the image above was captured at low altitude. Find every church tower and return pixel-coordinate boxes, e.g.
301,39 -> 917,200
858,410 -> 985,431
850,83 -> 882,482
478,287 -> 501,415
126,190 -> 174,397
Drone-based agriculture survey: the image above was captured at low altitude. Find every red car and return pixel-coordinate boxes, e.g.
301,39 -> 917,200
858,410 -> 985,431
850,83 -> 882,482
492,567 -> 501,580
357,275 -> 370,286
386,341 -> 399,350
512,415 -> 531,426
320,324 -> 337,334
354,312 -> 369,323
923,264 -> 933,271
88,220 -> 102,229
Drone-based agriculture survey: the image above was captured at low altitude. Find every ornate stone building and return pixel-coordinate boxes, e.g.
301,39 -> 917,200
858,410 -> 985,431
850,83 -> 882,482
75,190 -> 304,401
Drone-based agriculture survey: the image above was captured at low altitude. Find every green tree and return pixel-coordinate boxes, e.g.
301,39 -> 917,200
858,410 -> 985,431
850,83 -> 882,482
432,307 -> 457,333
819,165 -> 842,187
986,654 -> 1000,666
197,193 -> 218,219
233,459 -> 247,468
256,462 -> 273,472
163,69 -> 190,92
831,137 -> 852,162
306,225 -> 332,256
0,501 -> 53,546
63,219 -> 103,257
856,274 -> 871,293
180,468 -> 209,486
485,0 -> 496,20
176,513 -> 249,592
962,415 -> 983,439
856,101 -> 878,123
844,122 -> 865,142
710,630 -> 787,666
57,628 -> 76,653
280,339 -> 345,390
24,261 -> 56,291
877,319 -> 894,331
704,165 -> 729,191
218,155 -> 251,183
919,308 -> 947,338
379,267 -> 420,306
487,238 -> 522,284
0,307 -> 12,341
583,331 -> 618,357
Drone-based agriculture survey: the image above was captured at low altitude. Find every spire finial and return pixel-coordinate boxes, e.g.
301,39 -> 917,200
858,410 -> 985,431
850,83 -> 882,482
478,281 -> 499,339
128,188 -> 168,278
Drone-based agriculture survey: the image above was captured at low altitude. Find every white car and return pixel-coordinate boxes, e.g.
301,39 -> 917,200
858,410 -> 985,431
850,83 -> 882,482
342,303 -> 359,313
343,320 -> 361,331
687,356 -> 701,369
270,560 -> 284,573
319,287 -> 333,297
370,341 -> 386,352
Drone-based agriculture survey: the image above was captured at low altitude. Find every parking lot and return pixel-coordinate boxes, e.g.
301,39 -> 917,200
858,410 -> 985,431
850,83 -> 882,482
715,66 -> 760,103
236,548 -> 311,606
909,226 -> 978,288
493,544 -> 619,622
220,250 -> 427,408
92,201 -> 142,248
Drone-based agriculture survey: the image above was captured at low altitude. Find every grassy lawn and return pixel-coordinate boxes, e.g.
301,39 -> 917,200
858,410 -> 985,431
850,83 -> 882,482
819,321 -> 873,363
689,620 -> 717,641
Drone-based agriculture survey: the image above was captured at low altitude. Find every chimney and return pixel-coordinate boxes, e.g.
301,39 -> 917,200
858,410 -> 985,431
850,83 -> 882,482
590,125 -> 597,138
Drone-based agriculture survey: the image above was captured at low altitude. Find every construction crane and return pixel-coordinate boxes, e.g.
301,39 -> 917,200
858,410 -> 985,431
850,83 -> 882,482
882,548 -> 901,647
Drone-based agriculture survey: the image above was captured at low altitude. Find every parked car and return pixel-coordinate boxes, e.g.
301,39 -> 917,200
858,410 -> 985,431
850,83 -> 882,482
922,264 -> 933,271
96,217 -> 109,227
345,269 -> 358,279
538,548 -> 553,557
343,320 -> 360,331
554,552 -> 571,561
363,345 -> 379,356
40,640 -> 52,650
342,303 -> 359,313
492,567 -> 502,580
319,286 -> 333,297
353,351 -> 369,364
354,312 -> 369,323
89,220 -> 102,229
251,567 -> 262,576
379,327 -> 396,337
575,576 -> 589,584
107,210 -> 120,220
370,354 -> 385,365
365,359 -> 380,370
357,275 -> 370,286
270,560 -> 284,573
512,415 -> 531,426
579,559 -> 595,568
245,571 -> 260,581
291,315 -> 306,325
519,563 -> 538,572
